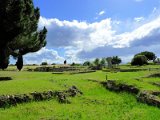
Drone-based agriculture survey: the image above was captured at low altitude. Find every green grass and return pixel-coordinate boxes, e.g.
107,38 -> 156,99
0,65 -> 160,120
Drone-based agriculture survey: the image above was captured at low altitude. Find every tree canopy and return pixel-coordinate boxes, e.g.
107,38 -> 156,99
83,61 -> 91,66
94,58 -> 100,66
100,58 -> 106,67
135,51 -> 156,61
111,56 -> 122,65
0,0 -> 47,69
131,55 -> 148,66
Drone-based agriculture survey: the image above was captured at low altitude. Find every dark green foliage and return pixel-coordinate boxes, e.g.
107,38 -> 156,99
111,56 -> 122,65
16,55 -> 23,71
64,60 -> 67,65
94,58 -> 100,66
71,62 -> 81,66
131,55 -> 148,66
83,61 -> 91,66
71,62 -> 75,66
135,51 -> 156,61
91,58 -> 102,70
0,0 -> 47,69
100,58 -> 106,67
41,62 -> 48,65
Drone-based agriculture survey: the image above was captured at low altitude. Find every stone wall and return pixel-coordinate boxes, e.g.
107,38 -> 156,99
101,80 -> 140,94
34,66 -> 88,72
101,80 -> 160,108
0,86 -> 82,108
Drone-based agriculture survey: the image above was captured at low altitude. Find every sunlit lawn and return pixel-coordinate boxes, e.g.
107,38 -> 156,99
0,66 -> 160,120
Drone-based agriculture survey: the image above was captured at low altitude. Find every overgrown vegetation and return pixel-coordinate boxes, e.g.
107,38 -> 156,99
0,65 -> 160,119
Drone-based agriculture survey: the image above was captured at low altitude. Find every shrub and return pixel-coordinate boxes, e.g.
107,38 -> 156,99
83,61 -> 91,66
131,55 -> 148,66
135,51 -> 156,61
41,62 -> 48,65
111,56 -> 122,65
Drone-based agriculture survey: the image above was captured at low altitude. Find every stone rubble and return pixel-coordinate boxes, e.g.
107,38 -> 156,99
101,80 -> 160,108
0,86 -> 83,108
101,80 -> 140,94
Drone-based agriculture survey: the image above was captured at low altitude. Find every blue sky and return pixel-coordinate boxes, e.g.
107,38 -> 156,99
21,0 -> 160,64
33,0 -> 159,21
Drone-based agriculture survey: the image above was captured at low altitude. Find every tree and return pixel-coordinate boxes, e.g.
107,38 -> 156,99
131,55 -> 148,66
92,58 -> 102,70
41,62 -> 48,65
106,57 -> 112,68
111,56 -> 122,65
135,51 -> 156,61
71,62 -> 81,66
100,58 -> 106,67
94,58 -> 100,66
83,61 -> 91,66
71,62 -> 75,66
64,60 -> 67,65
16,55 -> 23,71
0,0 -> 47,69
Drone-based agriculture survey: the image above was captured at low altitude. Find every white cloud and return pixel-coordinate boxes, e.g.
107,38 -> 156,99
40,16 -> 160,49
98,11 -> 105,16
112,17 -> 160,48
39,16 -> 115,52
134,17 -> 144,22
26,14 -> 160,64
24,48 -> 65,64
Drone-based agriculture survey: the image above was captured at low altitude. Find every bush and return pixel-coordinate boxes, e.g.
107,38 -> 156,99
111,56 -> 122,65
71,62 -> 81,66
131,55 -> 148,66
83,61 -> 91,66
41,62 -> 48,65
135,51 -> 156,61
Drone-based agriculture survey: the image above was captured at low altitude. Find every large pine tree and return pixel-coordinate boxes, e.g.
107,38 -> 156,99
0,0 -> 47,69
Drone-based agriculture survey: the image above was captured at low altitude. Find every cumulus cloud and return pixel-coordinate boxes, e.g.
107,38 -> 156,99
24,14 -> 160,64
24,48 -> 65,64
39,16 -> 115,51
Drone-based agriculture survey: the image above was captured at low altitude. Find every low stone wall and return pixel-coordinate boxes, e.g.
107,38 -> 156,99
52,70 -> 96,74
0,86 -> 82,108
34,66 -> 88,72
0,77 -> 12,81
101,80 -> 140,94
101,80 -> 160,108
67,70 -> 96,74
137,91 -> 160,108
147,73 -> 160,78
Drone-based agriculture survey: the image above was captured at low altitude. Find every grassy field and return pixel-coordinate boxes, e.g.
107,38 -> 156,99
0,65 -> 160,120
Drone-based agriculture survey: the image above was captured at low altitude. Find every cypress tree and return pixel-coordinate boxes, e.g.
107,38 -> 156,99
16,55 -> 23,71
